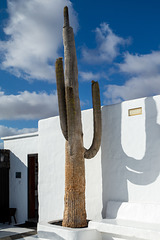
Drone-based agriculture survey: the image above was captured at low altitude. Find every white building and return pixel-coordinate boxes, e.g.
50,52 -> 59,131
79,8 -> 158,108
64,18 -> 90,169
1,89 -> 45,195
2,95 -> 160,225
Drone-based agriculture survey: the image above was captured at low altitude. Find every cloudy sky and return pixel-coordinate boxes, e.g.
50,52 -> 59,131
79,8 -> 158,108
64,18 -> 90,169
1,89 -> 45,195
0,0 -> 160,147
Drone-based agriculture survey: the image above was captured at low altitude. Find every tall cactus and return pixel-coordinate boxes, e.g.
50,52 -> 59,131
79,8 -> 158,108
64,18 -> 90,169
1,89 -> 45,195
55,6 -> 102,228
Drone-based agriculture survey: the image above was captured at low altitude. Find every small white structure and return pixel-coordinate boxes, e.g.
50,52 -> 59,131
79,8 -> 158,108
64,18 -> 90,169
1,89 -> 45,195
2,95 -> 160,239
2,132 -> 38,223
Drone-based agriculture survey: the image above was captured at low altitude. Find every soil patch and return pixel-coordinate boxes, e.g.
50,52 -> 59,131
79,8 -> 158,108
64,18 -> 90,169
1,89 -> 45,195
50,220 -> 90,228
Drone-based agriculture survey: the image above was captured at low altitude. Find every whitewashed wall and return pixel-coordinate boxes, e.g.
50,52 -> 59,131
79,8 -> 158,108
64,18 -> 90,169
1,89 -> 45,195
102,95 -> 160,217
38,109 -> 103,222
3,133 -> 38,223
38,95 -> 160,222
3,95 -> 160,224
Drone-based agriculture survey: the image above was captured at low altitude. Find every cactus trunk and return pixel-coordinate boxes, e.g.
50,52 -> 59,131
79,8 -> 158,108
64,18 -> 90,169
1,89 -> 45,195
62,7 -> 87,227
63,140 -> 87,227
55,6 -> 101,228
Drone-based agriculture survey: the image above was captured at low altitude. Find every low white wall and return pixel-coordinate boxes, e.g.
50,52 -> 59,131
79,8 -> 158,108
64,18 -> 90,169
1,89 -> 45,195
3,133 -> 38,223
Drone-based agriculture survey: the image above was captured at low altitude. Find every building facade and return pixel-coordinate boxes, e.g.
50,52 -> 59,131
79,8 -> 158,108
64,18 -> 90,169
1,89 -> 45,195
2,95 -> 160,224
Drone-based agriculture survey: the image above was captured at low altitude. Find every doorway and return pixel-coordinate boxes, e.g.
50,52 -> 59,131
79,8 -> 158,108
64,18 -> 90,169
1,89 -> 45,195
28,154 -> 38,222
0,150 -> 10,223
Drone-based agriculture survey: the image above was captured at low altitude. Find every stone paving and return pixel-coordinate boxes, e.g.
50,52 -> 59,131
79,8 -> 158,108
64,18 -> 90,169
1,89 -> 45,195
0,223 -> 37,240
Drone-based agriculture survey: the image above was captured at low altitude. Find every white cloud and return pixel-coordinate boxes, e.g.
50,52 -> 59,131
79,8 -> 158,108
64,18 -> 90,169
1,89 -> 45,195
82,23 -> 130,64
0,125 -> 37,138
79,71 -> 101,82
118,51 -> 160,76
104,75 -> 160,104
0,143 -> 4,149
0,0 -> 78,82
0,90 -> 58,120
104,51 -> 160,104
0,125 -> 38,148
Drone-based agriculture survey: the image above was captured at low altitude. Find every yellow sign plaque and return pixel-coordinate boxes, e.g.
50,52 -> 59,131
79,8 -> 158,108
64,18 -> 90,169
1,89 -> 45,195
128,107 -> 142,116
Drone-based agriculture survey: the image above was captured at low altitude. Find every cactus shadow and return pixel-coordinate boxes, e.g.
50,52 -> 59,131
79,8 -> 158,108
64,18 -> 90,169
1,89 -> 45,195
101,97 -> 160,218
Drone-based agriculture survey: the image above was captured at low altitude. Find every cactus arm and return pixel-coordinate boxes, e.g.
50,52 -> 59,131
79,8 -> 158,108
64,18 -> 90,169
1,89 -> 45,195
55,58 -> 68,140
84,81 -> 102,159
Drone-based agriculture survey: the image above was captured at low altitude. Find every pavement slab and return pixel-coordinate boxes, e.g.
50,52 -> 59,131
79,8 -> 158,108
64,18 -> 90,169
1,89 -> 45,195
0,224 -> 36,240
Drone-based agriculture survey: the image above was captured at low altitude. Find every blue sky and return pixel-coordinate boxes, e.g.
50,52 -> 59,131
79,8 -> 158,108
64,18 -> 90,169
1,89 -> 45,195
0,0 -> 160,147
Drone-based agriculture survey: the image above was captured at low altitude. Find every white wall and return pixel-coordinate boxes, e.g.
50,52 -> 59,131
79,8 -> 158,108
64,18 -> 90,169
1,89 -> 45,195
102,95 -> 160,217
4,95 -> 160,224
38,109 -> 103,222
38,116 -> 65,222
3,133 -> 38,223
38,95 -> 160,222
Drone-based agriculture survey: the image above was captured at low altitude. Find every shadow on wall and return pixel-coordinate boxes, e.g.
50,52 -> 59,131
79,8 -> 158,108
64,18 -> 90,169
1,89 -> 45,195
9,151 -> 28,223
101,97 -> 160,218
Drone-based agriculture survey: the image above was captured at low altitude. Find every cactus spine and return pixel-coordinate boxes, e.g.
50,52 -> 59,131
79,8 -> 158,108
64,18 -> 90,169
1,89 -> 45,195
55,6 -> 102,228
